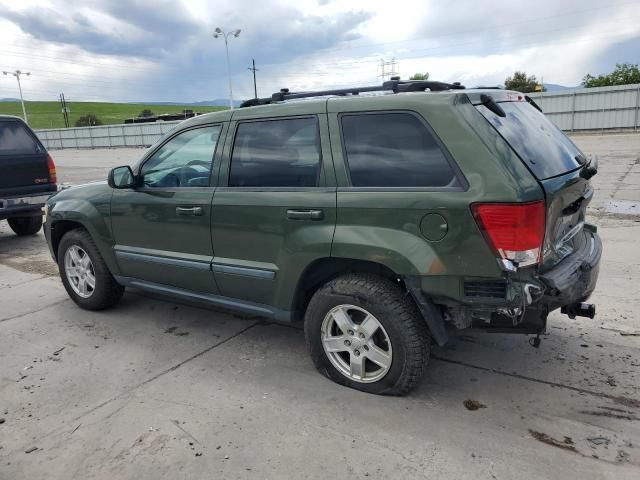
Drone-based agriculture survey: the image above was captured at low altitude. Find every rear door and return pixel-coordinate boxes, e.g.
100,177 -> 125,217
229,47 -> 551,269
475,96 -> 591,271
210,106 -> 336,312
0,118 -> 54,197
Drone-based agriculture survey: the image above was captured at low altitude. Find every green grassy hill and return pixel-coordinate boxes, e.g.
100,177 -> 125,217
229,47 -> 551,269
0,101 -> 227,130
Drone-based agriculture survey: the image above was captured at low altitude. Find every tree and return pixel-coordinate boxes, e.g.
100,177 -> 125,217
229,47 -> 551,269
582,63 -> 640,88
504,71 -> 539,93
409,72 -> 430,80
138,109 -> 155,118
75,114 -> 103,127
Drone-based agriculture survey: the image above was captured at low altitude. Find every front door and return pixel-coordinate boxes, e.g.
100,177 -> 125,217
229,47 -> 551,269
211,110 -> 336,314
110,124 -> 223,294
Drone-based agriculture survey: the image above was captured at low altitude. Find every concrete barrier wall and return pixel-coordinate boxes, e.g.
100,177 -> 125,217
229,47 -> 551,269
528,83 -> 640,132
35,121 -> 182,150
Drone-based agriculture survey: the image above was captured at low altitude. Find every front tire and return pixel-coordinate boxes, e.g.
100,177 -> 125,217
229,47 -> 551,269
8,215 -> 43,236
304,274 -> 430,395
57,229 -> 124,310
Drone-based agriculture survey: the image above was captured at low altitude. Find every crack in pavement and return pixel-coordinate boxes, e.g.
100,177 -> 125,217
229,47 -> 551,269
9,321 -> 259,455
433,355 -> 640,408
70,321 -> 260,423
0,275 -> 48,290
610,157 -> 640,198
0,298 -> 69,323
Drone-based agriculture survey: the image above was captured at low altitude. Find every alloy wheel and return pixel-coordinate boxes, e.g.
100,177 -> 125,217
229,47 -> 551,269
64,245 -> 96,298
321,304 -> 393,383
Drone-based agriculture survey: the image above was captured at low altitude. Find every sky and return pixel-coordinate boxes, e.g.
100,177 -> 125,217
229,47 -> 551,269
0,0 -> 639,103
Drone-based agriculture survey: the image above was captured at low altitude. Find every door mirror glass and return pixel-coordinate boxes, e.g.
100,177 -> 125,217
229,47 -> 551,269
108,165 -> 136,189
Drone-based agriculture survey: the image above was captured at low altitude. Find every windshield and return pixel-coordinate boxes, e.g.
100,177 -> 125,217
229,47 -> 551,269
477,101 -> 583,180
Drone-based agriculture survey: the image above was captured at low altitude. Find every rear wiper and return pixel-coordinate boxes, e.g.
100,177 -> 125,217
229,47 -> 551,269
480,94 -> 506,117
580,154 -> 598,179
525,95 -> 543,113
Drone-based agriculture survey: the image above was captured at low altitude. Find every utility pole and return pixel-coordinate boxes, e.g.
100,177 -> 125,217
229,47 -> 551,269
213,27 -> 241,110
3,70 -> 30,123
59,92 -> 70,128
248,59 -> 259,99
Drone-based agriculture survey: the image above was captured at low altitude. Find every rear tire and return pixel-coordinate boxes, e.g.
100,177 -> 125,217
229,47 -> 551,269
57,228 -> 124,310
304,274 -> 430,395
8,215 -> 43,236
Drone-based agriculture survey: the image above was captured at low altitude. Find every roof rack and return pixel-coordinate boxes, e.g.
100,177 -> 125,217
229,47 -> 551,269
240,77 -> 465,108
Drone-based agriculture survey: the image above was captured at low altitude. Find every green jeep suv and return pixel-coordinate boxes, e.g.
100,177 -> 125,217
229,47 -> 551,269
44,79 -> 601,395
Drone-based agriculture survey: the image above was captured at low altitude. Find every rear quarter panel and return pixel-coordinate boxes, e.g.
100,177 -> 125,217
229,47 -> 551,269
327,93 -> 544,302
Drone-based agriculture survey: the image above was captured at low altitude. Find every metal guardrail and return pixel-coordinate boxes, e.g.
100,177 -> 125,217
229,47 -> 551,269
528,83 -> 640,132
35,120 -> 182,150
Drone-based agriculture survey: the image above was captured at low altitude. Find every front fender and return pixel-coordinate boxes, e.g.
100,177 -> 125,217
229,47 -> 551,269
48,185 -> 118,274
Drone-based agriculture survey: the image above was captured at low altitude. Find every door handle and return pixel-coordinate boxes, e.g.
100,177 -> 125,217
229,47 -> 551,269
176,206 -> 203,216
286,209 -> 324,220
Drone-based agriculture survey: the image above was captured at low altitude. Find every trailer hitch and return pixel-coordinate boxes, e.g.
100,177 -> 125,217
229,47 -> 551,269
561,302 -> 596,319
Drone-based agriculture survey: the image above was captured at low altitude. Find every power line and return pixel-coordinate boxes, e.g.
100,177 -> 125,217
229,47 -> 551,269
0,14 -> 637,90
2,4 -> 638,78
0,17 -> 637,102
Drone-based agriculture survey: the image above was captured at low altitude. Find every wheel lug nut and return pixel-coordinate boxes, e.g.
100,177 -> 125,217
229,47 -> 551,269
354,350 -> 360,356
348,330 -> 354,336
359,333 -> 365,339
363,345 -> 369,351
344,340 -> 351,346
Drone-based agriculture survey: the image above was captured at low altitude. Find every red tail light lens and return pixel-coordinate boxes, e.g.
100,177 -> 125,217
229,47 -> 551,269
471,201 -> 545,267
47,154 -> 57,184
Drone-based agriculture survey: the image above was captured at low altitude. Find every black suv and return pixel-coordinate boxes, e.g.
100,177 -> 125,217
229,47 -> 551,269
0,115 -> 56,235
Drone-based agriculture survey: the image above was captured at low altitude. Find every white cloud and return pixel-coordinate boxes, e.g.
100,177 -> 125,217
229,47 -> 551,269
0,0 -> 638,102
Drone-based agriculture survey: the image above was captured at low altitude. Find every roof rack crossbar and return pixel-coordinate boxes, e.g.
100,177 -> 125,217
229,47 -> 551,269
239,79 -> 465,108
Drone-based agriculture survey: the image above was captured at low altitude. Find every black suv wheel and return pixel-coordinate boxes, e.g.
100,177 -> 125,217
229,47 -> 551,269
304,274 -> 430,395
57,229 -> 124,310
7,216 -> 43,236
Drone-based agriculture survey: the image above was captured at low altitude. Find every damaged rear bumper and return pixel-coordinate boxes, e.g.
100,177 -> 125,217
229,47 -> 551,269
538,224 -> 602,311
415,225 -> 602,341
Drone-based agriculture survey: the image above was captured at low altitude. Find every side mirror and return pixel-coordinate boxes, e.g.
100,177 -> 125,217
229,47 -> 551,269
108,165 -> 136,189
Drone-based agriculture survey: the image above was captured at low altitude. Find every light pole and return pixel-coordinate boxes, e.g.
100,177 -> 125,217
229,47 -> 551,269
213,27 -> 241,110
3,70 -> 30,123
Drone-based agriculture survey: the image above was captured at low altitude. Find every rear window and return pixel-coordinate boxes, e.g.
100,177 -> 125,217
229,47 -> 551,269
477,101 -> 583,180
340,113 -> 458,188
0,120 -> 42,154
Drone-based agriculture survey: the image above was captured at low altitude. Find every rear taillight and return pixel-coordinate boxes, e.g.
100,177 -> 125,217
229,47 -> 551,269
471,201 -> 545,267
47,154 -> 57,184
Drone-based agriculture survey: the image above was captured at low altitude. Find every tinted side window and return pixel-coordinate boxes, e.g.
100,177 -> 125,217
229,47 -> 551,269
141,125 -> 220,188
341,113 -> 457,187
0,120 -> 42,154
229,117 -> 320,187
